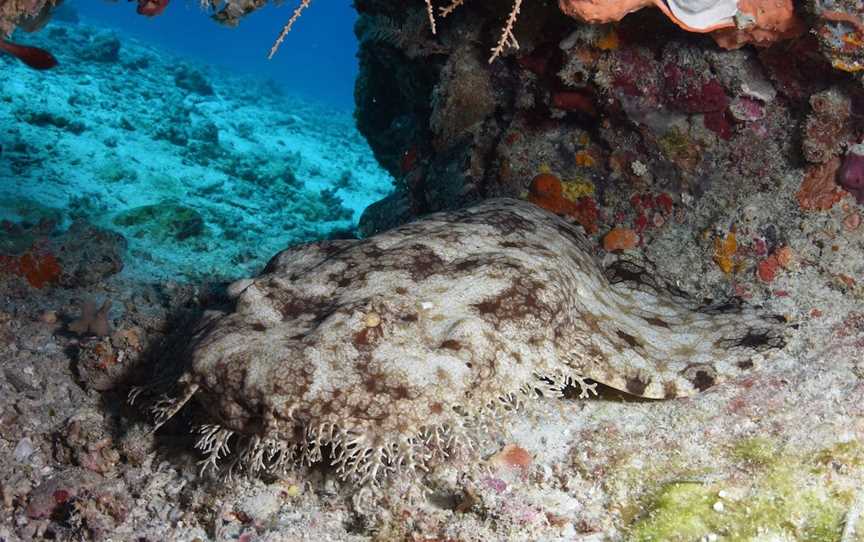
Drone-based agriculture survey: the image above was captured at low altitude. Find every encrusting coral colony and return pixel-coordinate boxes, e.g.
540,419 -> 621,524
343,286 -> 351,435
3,0 -> 864,540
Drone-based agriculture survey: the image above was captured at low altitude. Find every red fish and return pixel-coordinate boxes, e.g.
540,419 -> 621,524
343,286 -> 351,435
0,40 -> 57,70
137,0 -> 170,17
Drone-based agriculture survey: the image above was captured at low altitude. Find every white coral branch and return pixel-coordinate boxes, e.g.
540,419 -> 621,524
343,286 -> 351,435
438,0 -> 465,18
489,0 -> 522,63
425,0 -> 437,34
268,0 -> 312,59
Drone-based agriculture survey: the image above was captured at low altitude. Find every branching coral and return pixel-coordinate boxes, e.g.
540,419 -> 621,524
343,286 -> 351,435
267,0 -> 310,60
267,0 -> 526,63
2,0 -> 807,63
265,0 -> 803,63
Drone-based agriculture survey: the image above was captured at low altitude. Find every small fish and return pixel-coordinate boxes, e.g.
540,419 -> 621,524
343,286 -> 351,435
0,40 -> 57,70
137,0 -> 170,17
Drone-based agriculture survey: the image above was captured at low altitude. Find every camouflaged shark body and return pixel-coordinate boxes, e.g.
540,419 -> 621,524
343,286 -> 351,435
157,198 -> 787,483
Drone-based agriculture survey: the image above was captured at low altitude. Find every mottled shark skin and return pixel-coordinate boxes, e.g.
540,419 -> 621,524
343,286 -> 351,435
160,198 -> 787,484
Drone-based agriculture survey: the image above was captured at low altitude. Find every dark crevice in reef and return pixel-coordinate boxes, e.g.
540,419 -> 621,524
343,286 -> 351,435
353,1 -> 441,180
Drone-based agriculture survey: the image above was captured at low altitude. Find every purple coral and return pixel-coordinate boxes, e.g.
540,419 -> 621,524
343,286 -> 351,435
837,145 -> 864,203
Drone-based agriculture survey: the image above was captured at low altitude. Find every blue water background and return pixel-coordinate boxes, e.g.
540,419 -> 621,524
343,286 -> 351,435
70,0 -> 360,108
2,1 -> 390,282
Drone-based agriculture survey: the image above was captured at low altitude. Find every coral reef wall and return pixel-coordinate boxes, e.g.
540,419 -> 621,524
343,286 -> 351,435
347,0 -> 864,300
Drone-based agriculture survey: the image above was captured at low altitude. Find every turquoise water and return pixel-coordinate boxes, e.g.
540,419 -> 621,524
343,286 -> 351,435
1,2 -> 392,283
71,1 -> 360,109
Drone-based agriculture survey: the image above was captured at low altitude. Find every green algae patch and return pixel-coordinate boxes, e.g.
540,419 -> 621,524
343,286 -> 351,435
626,443 -> 856,542
729,436 -> 778,467
812,440 -> 864,471
611,453 -> 714,526
628,478 -> 848,541
657,127 -> 700,169
97,160 -> 139,184
113,202 -> 205,242
628,482 -> 717,541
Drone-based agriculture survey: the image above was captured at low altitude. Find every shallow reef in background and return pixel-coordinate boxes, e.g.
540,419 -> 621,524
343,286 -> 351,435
1,15 -> 391,283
